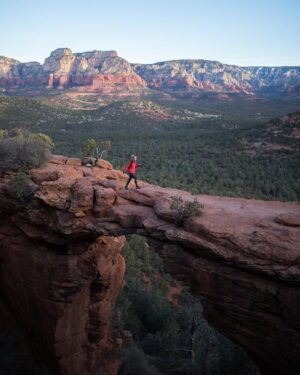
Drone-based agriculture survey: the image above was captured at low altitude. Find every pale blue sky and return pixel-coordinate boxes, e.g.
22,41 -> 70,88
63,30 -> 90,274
0,0 -> 299,66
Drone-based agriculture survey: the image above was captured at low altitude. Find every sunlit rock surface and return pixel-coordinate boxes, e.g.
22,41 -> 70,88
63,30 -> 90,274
0,48 -> 299,97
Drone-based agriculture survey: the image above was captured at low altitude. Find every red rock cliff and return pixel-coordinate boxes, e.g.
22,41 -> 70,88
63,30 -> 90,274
0,155 -> 299,374
1,48 -> 300,97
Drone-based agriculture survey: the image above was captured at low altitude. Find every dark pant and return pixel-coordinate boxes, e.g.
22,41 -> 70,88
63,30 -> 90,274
125,173 -> 138,188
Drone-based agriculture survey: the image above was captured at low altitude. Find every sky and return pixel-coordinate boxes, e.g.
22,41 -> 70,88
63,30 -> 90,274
0,0 -> 299,67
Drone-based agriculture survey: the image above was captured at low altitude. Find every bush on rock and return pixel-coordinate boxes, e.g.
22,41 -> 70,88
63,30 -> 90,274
0,131 -> 53,174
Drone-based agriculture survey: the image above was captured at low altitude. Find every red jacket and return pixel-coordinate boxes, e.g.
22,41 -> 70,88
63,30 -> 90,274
123,161 -> 140,174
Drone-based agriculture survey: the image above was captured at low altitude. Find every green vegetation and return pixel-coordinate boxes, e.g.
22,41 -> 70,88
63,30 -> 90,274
170,196 -> 204,225
99,139 -> 112,159
84,138 -> 97,157
0,130 -> 53,174
10,172 -> 36,202
117,235 -> 258,375
1,95 -> 298,200
83,138 -> 112,158
29,132 -> 54,149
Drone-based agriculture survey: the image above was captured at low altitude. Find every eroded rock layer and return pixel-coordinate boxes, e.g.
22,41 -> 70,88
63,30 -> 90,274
0,48 -> 299,96
0,155 -> 299,374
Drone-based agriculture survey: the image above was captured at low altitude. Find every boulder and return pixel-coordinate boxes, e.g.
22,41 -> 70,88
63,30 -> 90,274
35,177 -> 74,210
82,157 -> 96,167
275,213 -> 300,227
30,165 -> 63,184
69,178 -> 94,214
94,186 -> 116,216
97,159 -> 113,170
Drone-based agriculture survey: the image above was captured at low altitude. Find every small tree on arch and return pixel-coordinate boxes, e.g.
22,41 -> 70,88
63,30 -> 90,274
96,140 -> 111,160
84,139 -> 97,157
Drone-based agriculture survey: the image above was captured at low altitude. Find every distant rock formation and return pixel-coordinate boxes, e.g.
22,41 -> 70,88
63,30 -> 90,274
0,48 -> 147,95
0,48 -> 299,97
134,60 -> 300,96
0,155 -> 300,374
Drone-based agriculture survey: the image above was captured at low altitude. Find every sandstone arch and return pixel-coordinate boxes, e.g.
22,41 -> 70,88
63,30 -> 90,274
0,155 -> 299,374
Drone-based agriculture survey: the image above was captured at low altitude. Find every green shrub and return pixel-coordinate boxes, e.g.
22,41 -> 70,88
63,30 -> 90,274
10,172 -> 36,202
170,196 -> 204,225
83,138 -> 97,157
29,133 -> 54,149
0,133 -> 52,173
83,138 -> 112,159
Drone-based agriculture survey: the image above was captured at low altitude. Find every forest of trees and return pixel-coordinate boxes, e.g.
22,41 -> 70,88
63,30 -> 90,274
116,236 -> 259,375
0,96 -> 299,201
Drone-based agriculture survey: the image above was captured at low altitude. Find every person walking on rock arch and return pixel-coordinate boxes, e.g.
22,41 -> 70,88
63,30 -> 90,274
123,155 -> 141,190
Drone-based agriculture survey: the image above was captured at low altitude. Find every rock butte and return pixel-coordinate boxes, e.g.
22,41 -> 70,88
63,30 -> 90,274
0,47 -> 300,97
0,155 -> 299,375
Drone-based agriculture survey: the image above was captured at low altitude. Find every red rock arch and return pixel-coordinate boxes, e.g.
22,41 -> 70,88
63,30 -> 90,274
0,155 -> 299,374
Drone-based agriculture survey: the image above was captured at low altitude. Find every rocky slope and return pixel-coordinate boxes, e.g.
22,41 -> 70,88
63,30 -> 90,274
0,155 -> 300,374
0,48 -> 299,97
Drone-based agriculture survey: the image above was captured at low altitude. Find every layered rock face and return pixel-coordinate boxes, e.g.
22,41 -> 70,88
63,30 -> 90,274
0,48 -> 147,94
0,48 -> 299,96
0,228 -> 125,374
134,60 -> 300,95
0,155 -> 300,374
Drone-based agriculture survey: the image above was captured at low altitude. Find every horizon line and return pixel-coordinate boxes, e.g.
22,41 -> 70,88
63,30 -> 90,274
1,48 -> 300,69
